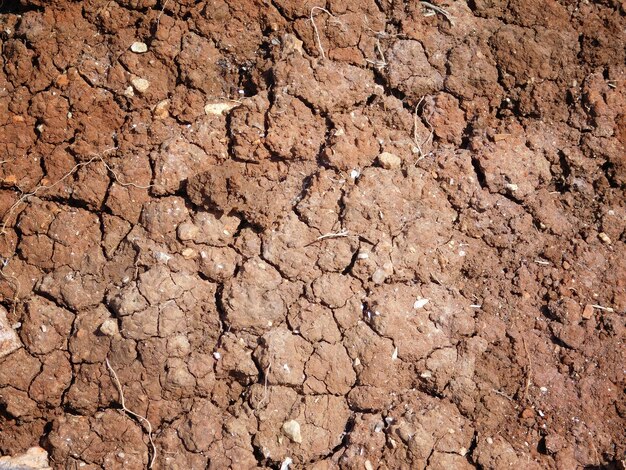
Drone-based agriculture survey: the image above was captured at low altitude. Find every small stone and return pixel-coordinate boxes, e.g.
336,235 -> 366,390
279,457 -> 293,470
598,232 -> 612,244
281,33 -> 303,55
130,41 -> 148,53
55,74 -> 69,87
177,223 -> 200,241
371,268 -> 387,284
505,183 -> 518,192
413,298 -> 429,309
378,152 -> 402,169
3,174 -> 17,185
582,304 -> 594,320
181,248 -> 196,259
0,306 -> 21,359
0,446 -> 51,469
364,460 -> 374,470
99,319 -> 119,337
153,100 -> 170,119
123,86 -> 135,97
521,407 -> 535,419
204,102 -> 239,115
282,419 -> 303,444
131,77 -> 150,93
544,433 -> 566,453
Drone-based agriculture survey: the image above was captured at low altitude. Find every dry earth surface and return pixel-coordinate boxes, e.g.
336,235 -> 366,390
0,0 -> 624,469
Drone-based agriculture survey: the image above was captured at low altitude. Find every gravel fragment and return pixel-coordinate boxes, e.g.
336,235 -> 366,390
378,152 -> 402,169
99,319 -> 119,336
0,306 -> 21,359
204,102 -> 239,115
282,420 -> 303,443
131,77 -> 150,93
130,41 -> 148,53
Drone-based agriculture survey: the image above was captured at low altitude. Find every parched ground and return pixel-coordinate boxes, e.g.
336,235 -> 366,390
0,0 -> 624,469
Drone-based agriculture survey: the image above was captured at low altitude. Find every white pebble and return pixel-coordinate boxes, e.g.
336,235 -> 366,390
378,152 -> 402,169
279,457 -> 293,470
130,41 -> 148,53
99,319 -> 118,336
282,420 -> 303,443
413,298 -> 429,309
204,102 -> 238,115
131,77 -> 150,93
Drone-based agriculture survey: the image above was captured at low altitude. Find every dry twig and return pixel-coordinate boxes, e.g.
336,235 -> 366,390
0,148 -> 152,235
106,358 -> 157,468
420,1 -> 455,26
305,229 -> 350,246
309,7 -> 346,60
413,97 -> 434,161
365,38 -> 387,69
492,388 -> 516,403
591,304 -> 614,312
521,337 -> 532,403
156,0 -> 169,32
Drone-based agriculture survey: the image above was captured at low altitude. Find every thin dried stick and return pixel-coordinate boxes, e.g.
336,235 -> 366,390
305,229 -> 350,246
106,358 -> 157,468
255,362 -> 272,411
420,1 -> 455,26
316,229 -> 349,241
365,38 -> 387,69
521,337 -> 532,403
309,7 -> 346,60
413,98 -> 434,161
492,389 -> 516,403
0,148 -> 152,235
591,304 -> 614,312
156,0 -> 169,32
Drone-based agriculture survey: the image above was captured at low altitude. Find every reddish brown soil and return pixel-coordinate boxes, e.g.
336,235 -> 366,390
0,0 -> 624,468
